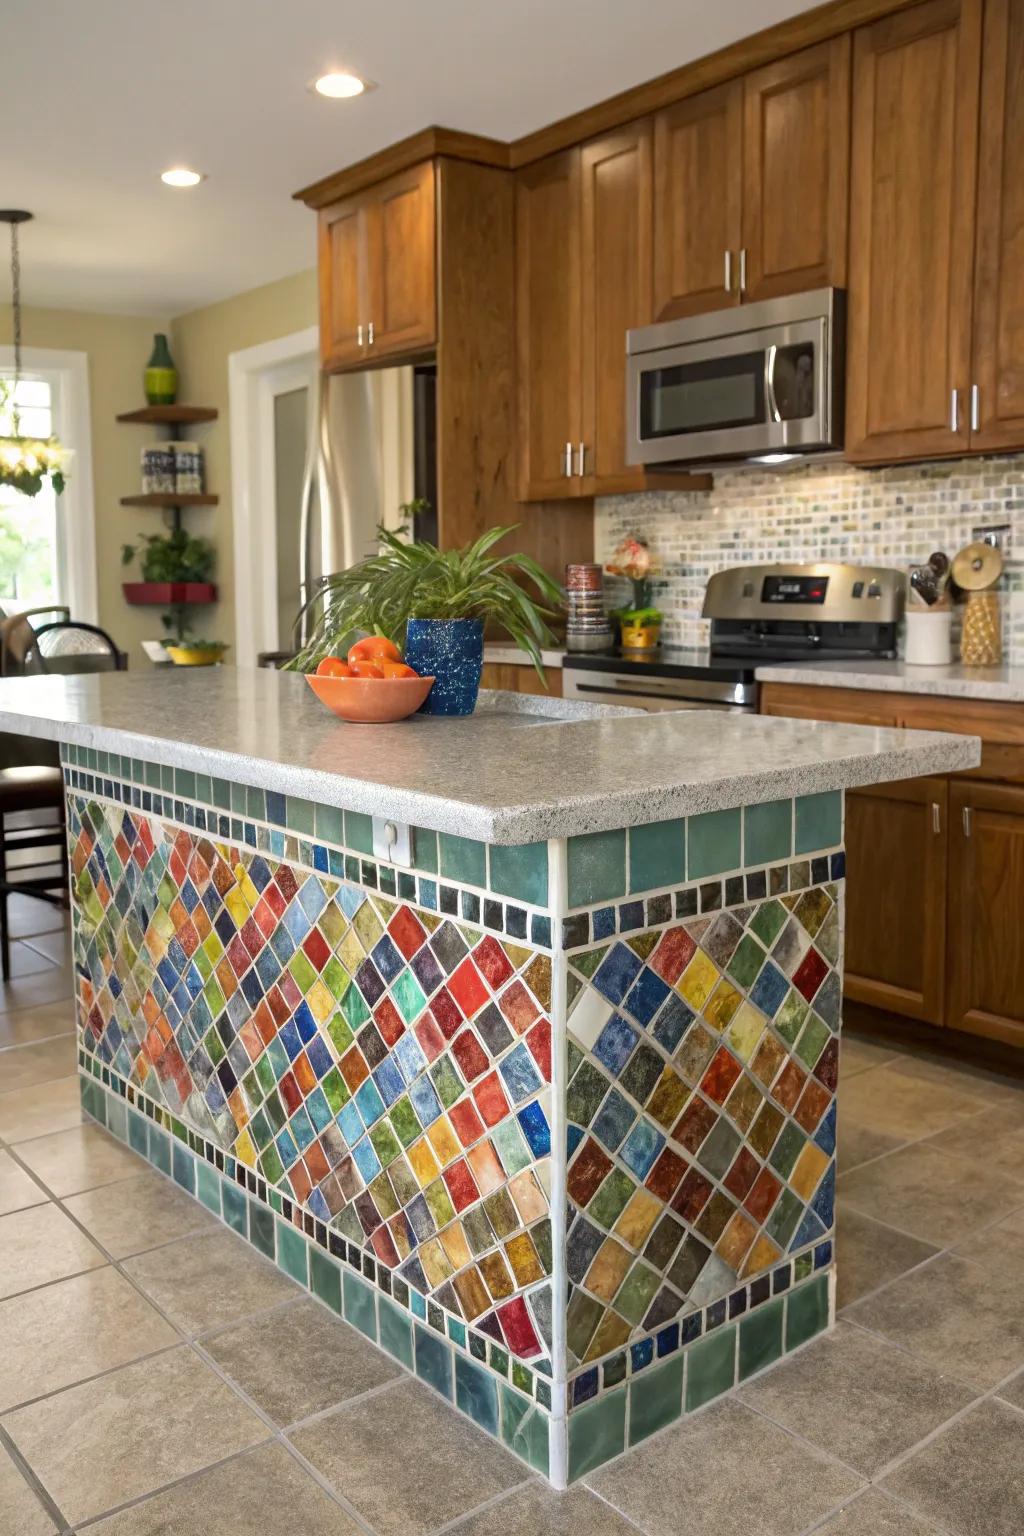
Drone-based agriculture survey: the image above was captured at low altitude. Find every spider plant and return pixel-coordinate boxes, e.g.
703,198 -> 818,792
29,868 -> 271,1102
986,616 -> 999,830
285,525 -> 563,677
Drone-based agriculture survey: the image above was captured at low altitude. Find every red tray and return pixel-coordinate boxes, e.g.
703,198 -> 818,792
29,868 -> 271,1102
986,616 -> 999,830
122,582 -> 218,605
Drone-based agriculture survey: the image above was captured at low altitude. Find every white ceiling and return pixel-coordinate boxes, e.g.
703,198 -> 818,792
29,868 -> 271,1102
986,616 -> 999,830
4,0 -> 814,318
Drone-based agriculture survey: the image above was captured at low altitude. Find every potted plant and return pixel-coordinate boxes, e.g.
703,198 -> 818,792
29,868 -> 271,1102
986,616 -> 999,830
287,524 -> 561,716
606,536 -> 663,651
121,526 -> 217,642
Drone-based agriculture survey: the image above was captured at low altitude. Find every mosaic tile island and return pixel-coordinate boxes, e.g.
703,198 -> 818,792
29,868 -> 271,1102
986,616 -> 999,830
0,669 -> 978,1487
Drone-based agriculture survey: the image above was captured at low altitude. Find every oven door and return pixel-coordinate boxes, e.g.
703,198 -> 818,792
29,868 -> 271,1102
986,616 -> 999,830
562,670 -> 757,713
627,316 -> 831,466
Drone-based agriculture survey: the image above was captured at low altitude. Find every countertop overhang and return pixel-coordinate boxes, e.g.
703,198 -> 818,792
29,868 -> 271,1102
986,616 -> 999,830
756,658 -> 1024,703
0,669 -> 979,844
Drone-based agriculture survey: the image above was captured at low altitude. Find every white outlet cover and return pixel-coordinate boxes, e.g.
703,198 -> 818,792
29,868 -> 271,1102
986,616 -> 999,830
372,816 -> 412,867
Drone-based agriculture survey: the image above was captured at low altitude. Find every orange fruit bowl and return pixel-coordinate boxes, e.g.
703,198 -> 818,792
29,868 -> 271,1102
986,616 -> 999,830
305,672 -> 435,723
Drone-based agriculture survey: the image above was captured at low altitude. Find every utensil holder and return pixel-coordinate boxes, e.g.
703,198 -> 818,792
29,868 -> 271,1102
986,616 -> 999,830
904,608 -> 952,666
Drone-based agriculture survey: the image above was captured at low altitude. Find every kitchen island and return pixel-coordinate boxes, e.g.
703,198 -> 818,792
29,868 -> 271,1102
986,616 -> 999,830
0,670 -> 977,1487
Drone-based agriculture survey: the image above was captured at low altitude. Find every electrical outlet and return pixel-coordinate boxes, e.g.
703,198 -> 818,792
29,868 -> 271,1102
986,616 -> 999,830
972,522 -> 1012,554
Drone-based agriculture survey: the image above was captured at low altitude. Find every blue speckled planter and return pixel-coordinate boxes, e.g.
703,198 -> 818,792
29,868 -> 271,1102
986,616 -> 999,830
405,617 -> 485,716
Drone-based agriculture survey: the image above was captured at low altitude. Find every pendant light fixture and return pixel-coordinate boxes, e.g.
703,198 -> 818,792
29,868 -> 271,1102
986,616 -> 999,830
0,210 -> 68,498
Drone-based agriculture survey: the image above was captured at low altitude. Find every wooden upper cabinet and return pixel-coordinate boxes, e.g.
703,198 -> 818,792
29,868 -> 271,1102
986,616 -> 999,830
319,199 -> 370,369
371,161 -> 436,359
516,150 -> 583,500
318,161 -> 436,372
579,122 -> 653,492
845,0 -> 983,463
970,0 -> 1024,451
654,83 -> 742,320
740,37 -> 851,302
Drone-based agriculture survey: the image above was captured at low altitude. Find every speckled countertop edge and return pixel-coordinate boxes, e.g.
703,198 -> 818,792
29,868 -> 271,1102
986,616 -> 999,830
756,659 -> 1024,703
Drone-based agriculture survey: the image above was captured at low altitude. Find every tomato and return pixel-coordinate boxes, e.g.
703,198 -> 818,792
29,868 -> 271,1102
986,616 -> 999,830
378,660 -> 419,679
315,657 -> 354,678
347,635 -> 401,668
350,659 -> 385,679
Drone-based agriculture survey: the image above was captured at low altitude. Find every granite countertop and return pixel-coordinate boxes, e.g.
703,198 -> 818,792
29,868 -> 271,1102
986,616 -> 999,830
755,658 -> 1024,703
0,669 -> 979,844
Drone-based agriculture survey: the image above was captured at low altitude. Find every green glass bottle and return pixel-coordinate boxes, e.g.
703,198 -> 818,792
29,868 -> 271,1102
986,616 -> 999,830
144,333 -> 178,406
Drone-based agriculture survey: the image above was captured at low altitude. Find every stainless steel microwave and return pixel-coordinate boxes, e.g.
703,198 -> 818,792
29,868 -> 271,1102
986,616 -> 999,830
626,287 -> 845,467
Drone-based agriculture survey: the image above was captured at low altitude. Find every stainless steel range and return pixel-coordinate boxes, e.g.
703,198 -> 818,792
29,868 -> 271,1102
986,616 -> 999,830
561,561 -> 904,713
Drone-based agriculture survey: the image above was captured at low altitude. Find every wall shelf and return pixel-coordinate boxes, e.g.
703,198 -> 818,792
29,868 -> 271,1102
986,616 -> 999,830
123,581 -> 218,606
116,405 -> 218,425
120,493 -> 218,509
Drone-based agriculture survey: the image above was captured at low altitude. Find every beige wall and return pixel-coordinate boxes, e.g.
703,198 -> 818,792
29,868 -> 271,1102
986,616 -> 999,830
170,268 -> 317,659
0,304 -> 172,658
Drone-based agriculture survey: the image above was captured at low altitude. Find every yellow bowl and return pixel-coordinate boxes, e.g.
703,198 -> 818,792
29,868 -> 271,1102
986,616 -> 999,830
305,672 -> 435,723
166,644 -> 227,667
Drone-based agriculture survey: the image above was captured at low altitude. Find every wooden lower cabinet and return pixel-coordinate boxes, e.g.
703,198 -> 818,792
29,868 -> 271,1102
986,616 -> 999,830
947,779 -> 1024,1046
480,661 -> 563,699
844,778 -> 948,1024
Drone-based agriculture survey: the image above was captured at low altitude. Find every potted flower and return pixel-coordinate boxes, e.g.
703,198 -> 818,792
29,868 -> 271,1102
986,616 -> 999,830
606,536 -> 663,651
287,524 -> 561,716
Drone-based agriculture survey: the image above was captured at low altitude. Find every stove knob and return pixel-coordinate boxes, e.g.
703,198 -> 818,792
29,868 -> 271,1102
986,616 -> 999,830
867,582 -> 882,598
851,580 -> 864,598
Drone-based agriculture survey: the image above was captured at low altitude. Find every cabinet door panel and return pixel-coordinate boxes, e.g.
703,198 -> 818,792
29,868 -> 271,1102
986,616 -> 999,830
741,37 -> 850,302
844,779 -> 948,1024
948,780 -> 1024,1046
319,199 -> 368,369
580,122 -> 653,491
653,83 -> 742,320
370,161 -> 436,358
846,0 -> 982,462
516,150 -> 582,501
971,0 -> 1024,451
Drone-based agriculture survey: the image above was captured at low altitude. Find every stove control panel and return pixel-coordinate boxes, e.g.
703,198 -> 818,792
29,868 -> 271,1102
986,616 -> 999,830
703,562 -> 904,624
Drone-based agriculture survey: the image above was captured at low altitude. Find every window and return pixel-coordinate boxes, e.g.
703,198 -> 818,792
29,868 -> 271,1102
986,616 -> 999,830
0,348 -> 96,624
0,375 -> 61,611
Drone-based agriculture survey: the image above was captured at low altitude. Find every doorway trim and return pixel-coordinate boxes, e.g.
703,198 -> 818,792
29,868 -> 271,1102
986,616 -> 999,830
228,326 -> 318,665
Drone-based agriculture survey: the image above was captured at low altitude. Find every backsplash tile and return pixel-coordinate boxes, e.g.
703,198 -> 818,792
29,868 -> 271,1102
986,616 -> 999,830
597,454 -> 1024,661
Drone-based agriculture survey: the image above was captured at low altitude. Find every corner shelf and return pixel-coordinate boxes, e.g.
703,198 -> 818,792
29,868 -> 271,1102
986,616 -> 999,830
120,493 -> 218,509
116,405 -> 218,426
123,581 -> 218,606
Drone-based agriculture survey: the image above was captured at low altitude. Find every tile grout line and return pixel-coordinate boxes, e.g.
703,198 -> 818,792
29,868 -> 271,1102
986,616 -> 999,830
417,1473 -> 541,1536
0,1028 -> 76,1054
0,1417 -> 73,1534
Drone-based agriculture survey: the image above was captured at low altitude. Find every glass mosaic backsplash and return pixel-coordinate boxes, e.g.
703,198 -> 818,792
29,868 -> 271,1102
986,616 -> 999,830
598,453 -> 1024,659
64,745 -> 842,1483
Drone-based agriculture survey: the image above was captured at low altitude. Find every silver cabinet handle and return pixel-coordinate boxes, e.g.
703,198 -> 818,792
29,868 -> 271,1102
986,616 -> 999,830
367,320 -> 374,346
962,805 -> 972,837
739,248 -> 747,294
357,323 -> 364,347
932,801 -> 941,835
563,441 -> 573,477
724,250 -> 732,292
950,388 -> 960,432
971,383 -> 980,432
575,441 -> 586,477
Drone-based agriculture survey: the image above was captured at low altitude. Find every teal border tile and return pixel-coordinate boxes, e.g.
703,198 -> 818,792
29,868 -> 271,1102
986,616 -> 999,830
629,819 -> 685,894
688,809 -> 742,879
489,841 -> 548,906
568,1387 -> 626,1481
795,791 -> 842,855
439,833 -> 487,888
744,799 -> 792,867
628,1355 -> 684,1444
455,1353 -> 499,1435
685,1325 -> 737,1411
568,828 -> 627,907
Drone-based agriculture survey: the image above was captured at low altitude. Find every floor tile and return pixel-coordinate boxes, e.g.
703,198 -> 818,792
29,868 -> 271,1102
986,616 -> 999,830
836,1118 -> 905,1176
0,967 -> 75,1015
837,1063 -> 983,1145
837,1142 -> 1024,1247
997,1369 -> 1024,1411
835,1203 -> 939,1310
291,1378 -> 527,1536
3,941 -> 59,978
586,1397 -> 864,1536
881,1399 -> 1024,1536
20,930 -> 72,968
0,1075 -> 83,1143
952,1204 -> 1024,1277
846,1252 -> 1024,1390
0,1445 -> 55,1536
840,1037 -> 903,1078
1,1345 -> 270,1526
737,1320 -> 977,1476
452,1483 -> 638,1534
0,999 -> 74,1048
0,1149 -> 46,1215
0,1262 -> 179,1411
6,894 -> 66,941
0,1202 -> 104,1299
203,1295 -> 400,1426
123,1227 -> 299,1335
16,1122 -> 143,1197
925,1106 -> 1024,1184
811,1487 -> 943,1534
85,1441 -> 363,1535
886,1051 -> 1024,1109
0,1034 -> 77,1091
64,1169 -> 217,1258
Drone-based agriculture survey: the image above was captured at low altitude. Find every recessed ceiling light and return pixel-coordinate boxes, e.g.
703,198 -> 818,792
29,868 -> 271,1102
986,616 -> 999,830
160,167 -> 205,188
313,71 -> 370,98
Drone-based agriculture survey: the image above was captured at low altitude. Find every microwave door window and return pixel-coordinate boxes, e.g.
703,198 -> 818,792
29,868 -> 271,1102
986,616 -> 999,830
641,350 -> 765,439
770,342 -> 816,420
